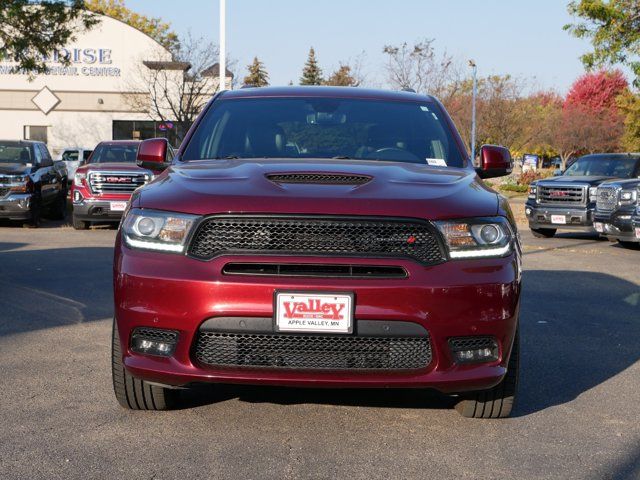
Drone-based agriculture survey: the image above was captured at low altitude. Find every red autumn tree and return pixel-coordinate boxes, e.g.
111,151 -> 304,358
564,69 -> 628,114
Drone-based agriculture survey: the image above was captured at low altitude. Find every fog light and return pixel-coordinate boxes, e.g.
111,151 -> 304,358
525,208 -> 532,216
130,328 -> 178,357
449,336 -> 499,364
73,190 -> 83,203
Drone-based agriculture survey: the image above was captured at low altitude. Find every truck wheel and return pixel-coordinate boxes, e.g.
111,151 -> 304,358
617,240 -> 640,250
455,330 -> 519,419
23,194 -> 41,228
112,319 -> 178,410
50,189 -> 67,220
72,214 -> 89,230
530,228 -> 556,238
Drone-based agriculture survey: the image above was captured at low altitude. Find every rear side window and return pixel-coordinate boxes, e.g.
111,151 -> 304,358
63,150 -> 80,161
182,97 -> 465,168
83,150 -> 93,161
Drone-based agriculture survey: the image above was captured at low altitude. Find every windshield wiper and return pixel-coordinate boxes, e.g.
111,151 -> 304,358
332,156 -> 354,160
213,155 -> 241,159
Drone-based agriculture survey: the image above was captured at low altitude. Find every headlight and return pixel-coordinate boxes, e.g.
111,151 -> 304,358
528,185 -> 537,199
121,208 -> 199,253
7,175 -> 31,193
589,187 -> 598,201
74,172 -> 86,185
620,189 -> 637,204
435,217 -> 513,259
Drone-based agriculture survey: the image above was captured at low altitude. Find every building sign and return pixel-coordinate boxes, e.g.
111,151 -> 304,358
0,47 -> 121,77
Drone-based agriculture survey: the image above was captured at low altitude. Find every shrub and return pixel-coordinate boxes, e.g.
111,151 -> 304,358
500,184 -> 529,193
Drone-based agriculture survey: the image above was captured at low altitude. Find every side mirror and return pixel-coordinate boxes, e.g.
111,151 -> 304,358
475,145 -> 513,179
137,138 -> 171,172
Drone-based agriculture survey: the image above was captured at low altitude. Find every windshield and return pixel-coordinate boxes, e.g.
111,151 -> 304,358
0,143 -> 32,164
90,144 -> 139,163
182,97 -> 466,168
564,156 -> 639,177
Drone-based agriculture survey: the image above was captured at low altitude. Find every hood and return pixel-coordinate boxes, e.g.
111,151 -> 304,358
598,178 -> 640,189
135,159 -> 499,220
0,163 -> 31,176
77,162 -> 145,174
538,175 -> 615,187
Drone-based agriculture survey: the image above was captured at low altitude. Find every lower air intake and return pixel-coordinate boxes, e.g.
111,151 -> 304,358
195,332 -> 432,371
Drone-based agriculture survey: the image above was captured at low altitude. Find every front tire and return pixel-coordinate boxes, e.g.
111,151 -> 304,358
112,319 -> 179,410
23,193 -> 41,228
50,188 -> 67,220
72,214 -> 89,230
530,228 -> 556,238
455,330 -> 519,419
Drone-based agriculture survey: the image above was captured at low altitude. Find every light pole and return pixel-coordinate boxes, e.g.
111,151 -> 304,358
468,59 -> 477,164
219,0 -> 226,91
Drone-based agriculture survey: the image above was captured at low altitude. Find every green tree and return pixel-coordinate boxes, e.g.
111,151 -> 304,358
565,0 -> 640,87
243,56 -> 269,87
300,47 -> 323,85
324,64 -> 358,86
617,92 -> 640,150
85,0 -> 179,51
0,0 -> 98,73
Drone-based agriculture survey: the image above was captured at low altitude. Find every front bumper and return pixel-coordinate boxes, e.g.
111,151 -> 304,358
525,200 -> 595,231
72,199 -> 126,222
0,194 -> 32,220
594,208 -> 637,241
114,238 -> 521,394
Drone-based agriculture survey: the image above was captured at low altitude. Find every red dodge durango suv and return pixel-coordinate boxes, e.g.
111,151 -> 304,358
113,87 -> 521,418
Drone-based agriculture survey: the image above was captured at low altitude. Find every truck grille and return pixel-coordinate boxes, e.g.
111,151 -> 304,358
195,332 -> 432,371
188,216 -> 445,265
537,184 -> 586,206
596,186 -> 619,212
0,187 -> 9,197
88,171 -> 148,194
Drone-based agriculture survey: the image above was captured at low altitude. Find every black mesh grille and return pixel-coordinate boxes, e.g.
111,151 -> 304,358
448,336 -> 497,351
195,332 -> 432,371
188,216 -> 445,265
266,173 -> 372,185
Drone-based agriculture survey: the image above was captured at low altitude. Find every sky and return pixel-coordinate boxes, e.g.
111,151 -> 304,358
124,0 -> 611,94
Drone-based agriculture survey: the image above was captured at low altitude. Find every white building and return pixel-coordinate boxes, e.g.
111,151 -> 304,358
0,14 -> 231,156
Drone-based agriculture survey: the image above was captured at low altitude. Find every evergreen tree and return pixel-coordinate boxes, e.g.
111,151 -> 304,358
300,47 -> 323,85
243,56 -> 269,87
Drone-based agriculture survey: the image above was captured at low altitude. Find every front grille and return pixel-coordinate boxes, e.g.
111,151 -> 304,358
0,187 -> 9,197
222,262 -> 407,278
89,171 -> 148,194
537,184 -> 586,206
266,173 -> 372,185
188,216 -> 445,265
195,332 -> 432,370
596,186 -> 619,212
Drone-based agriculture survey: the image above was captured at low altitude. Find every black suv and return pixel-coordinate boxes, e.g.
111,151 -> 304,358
594,173 -> 640,248
525,154 -> 640,238
0,140 -> 68,226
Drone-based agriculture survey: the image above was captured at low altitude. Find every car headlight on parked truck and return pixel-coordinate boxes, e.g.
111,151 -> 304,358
74,172 -> 86,186
436,217 -> 513,259
122,208 -> 198,253
589,187 -> 598,201
5,175 -> 32,193
620,189 -> 638,205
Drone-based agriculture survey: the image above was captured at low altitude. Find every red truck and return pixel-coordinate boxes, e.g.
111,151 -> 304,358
112,87 -> 521,418
71,140 -> 154,230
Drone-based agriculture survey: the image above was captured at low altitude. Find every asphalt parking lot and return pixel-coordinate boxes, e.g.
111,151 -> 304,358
1,208 -> 639,480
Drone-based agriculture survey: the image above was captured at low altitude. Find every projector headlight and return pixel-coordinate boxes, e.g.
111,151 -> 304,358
620,189 -> 637,204
589,186 -> 598,201
74,172 -> 86,185
435,217 -> 514,259
121,208 -> 199,253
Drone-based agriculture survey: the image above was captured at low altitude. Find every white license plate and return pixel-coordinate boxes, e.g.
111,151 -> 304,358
594,222 -> 604,233
275,292 -> 353,334
109,201 -> 127,212
551,215 -> 567,225
636,227 -> 640,239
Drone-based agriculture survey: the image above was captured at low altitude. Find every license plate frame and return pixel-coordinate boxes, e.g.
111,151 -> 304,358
594,222 -> 604,233
109,201 -> 127,212
635,227 -> 640,239
551,215 -> 567,225
274,291 -> 354,334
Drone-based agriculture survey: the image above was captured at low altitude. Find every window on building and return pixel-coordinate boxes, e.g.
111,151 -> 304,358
112,120 -> 185,148
24,125 -> 48,144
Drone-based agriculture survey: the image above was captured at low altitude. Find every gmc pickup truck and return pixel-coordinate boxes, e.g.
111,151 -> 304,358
525,154 -> 640,238
71,140 -> 154,230
112,87 -> 521,418
594,173 -> 640,248
0,139 -> 67,227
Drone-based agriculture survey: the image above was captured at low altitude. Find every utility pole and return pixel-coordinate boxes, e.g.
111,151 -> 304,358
219,0 -> 226,91
468,59 -> 477,164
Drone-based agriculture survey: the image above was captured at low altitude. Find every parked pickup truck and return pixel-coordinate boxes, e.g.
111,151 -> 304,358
71,140 -> 154,230
58,147 -> 93,187
594,174 -> 640,248
525,153 -> 640,238
112,86 -> 522,418
0,139 -> 67,226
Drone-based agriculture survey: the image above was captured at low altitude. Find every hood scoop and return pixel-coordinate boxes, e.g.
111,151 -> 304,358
266,172 -> 372,185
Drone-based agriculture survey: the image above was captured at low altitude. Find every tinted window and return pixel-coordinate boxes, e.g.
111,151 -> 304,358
83,150 -> 93,161
0,143 -> 32,164
63,150 -> 80,161
564,156 -> 639,177
182,97 -> 465,168
90,144 -> 139,163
